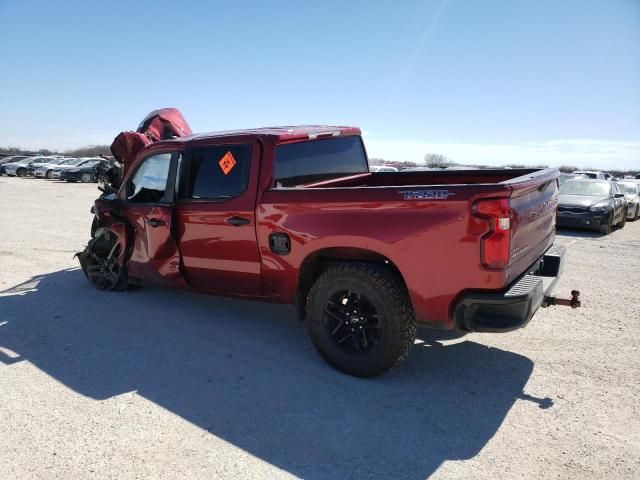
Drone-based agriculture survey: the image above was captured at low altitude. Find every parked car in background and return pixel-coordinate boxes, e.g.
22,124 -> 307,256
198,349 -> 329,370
26,157 -> 66,177
559,173 -> 581,185
2,156 -> 50,177
0,155 -> 29,166
0,155 -> 30,175
50,158 -> 101,179
370,165 -> 399,172
617,181 -> 640,221
572,170 -> 608,180
60,159 -> 110,183
557,179 -> 627,234
34,158 -> 78,179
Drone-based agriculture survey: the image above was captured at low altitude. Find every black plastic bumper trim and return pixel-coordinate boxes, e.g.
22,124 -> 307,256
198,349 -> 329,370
454,244 -> 566,332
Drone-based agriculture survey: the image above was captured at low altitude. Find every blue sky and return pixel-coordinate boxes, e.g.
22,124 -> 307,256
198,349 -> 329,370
1,0 -> 639,168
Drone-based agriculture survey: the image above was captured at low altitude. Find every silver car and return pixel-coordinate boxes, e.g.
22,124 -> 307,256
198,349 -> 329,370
2,156 -> 50,177
34,158 -> 78,179
618,181 -> 640,220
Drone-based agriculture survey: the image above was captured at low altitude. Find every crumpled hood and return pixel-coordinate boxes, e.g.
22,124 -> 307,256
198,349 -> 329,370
558,195 -> 610,207
110,108 -> 193,175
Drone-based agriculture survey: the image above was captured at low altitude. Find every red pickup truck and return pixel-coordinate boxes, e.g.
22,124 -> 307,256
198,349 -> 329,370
79,109 -> 573,377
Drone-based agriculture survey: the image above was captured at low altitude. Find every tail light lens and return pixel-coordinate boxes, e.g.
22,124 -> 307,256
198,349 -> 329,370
473,198 -> 511,269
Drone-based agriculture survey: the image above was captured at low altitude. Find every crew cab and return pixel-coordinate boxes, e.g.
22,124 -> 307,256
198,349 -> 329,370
79,109 -> 575,377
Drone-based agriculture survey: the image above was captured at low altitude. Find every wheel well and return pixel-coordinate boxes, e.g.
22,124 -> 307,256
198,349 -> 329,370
297,247 -> 408,320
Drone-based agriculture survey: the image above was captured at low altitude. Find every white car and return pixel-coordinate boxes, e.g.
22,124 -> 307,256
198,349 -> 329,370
572,170 -> 608,180
618,181 -> 640,220
370,165 -> 398,172
34,158 -> 78,179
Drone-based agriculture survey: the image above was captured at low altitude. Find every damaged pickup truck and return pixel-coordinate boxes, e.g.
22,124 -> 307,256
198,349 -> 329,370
78,108 -> 579,377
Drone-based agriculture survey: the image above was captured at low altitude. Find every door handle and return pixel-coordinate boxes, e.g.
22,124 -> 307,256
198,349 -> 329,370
225,216 -> 250,226
147,218 -> 166,227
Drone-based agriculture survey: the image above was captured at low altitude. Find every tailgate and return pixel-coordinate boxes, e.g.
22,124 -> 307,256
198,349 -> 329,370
505,169 -> 559,282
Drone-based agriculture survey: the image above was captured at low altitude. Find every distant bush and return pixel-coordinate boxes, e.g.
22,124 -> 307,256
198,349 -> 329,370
63,145 -> 112,157
424,153 -> 457,168
0,145 -> 112,158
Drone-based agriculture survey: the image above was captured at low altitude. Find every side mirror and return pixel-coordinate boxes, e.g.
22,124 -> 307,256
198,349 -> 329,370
614,193 -> 625,198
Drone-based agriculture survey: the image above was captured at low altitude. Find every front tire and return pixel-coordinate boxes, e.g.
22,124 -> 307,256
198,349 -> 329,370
77,229 -> 128,291
80,173 -> 93,183
600,214 -> 613,234
16,168 -> 26,177
306,262 -> 416,377
618,210 -> 627,229
45,170 -> 53,179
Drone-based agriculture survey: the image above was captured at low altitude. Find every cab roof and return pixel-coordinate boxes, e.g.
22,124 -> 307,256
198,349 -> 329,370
163,125 -> 361,145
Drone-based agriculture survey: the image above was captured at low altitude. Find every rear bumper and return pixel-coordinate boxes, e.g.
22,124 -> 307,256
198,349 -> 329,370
454,244 -> 565,332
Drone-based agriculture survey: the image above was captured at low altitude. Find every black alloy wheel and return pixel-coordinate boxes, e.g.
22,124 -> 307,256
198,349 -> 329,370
324,289 -> 381,353
306,262 -> 417,377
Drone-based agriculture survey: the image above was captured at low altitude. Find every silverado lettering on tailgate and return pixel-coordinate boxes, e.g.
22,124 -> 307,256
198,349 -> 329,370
518,197 -> 559,225
399,189 -> 455,200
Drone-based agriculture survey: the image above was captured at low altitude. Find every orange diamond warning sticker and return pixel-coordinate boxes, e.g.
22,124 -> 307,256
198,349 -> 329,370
218,151 -> 236,175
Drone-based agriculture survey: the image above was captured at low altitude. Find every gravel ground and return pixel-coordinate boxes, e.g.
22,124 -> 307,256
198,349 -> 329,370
1,176 -> 639,479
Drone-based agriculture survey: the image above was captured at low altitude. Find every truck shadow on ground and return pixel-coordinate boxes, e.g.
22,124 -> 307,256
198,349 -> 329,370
0,269 -> 551,479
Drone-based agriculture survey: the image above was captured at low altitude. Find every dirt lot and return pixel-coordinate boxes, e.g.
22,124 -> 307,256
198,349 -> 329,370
1,176 -> 639,479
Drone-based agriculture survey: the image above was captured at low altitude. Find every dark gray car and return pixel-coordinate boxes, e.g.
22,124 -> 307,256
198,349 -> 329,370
557,179 -> 627,234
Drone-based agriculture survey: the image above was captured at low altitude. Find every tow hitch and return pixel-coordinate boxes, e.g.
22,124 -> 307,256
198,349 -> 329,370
543,290 -> 581,309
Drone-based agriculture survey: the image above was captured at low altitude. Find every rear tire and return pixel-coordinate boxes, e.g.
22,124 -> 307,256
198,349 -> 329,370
306,262 -> 416,377
634,205 -> 640,221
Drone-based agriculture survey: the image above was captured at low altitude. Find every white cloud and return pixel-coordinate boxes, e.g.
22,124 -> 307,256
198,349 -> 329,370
365,138 -> 640,170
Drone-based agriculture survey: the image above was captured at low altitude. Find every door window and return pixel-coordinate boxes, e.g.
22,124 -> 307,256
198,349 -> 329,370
612,183 -> 620,196
127,152 -> 172,203
186,145 -> 251,200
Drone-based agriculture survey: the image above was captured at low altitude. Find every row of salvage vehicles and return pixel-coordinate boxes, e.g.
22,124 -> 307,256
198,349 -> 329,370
0,155 -> 118,183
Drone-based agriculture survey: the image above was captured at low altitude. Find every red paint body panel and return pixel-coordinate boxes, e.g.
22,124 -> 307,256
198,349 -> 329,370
94,112 -> 560,330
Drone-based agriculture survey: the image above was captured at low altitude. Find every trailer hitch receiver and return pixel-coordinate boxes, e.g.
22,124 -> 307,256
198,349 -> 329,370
543,290 -> 581,308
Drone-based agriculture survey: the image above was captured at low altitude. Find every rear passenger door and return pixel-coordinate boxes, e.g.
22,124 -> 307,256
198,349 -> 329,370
174,140 -> 262,295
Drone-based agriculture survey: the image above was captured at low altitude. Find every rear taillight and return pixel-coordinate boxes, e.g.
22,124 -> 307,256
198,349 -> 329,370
473,198 -> 511,269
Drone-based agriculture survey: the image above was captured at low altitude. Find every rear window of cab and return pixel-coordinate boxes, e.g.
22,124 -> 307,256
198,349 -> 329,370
274,136 -> 368,187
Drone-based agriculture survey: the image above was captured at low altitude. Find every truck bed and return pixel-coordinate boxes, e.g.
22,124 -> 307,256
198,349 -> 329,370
299,168 -> 543,189
259,168 -> 559,327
